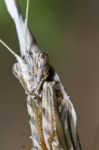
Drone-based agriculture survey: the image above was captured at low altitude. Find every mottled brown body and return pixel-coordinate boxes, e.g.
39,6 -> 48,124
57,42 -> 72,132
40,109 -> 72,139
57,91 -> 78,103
1,0 -> 82,149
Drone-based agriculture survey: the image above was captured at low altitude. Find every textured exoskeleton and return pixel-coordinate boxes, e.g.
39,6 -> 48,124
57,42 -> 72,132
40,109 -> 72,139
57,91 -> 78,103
1,0 -> 82,150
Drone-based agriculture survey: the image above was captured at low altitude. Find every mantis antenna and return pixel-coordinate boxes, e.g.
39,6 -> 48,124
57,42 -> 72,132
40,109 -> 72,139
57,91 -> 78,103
0,0 -> 30,59
0,39 -> 25,66
25,0 -> 30,26
25,0 -> 30,51
0,39 -> 19,59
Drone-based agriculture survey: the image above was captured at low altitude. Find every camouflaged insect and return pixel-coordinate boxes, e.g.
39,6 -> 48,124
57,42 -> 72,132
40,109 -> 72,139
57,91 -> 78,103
1,0 -> 82,149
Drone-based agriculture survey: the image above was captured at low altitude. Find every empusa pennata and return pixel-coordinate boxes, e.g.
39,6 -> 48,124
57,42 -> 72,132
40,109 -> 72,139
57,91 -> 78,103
0,0 -> 82,149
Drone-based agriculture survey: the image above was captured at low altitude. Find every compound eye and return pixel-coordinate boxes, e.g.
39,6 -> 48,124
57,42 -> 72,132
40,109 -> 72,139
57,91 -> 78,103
41,53 -> 46,59
38,52 -> 49,68
40,52 -> 48,60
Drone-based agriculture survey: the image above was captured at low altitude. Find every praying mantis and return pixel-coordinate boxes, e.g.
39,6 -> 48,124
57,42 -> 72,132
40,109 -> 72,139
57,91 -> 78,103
0,0 -> 82,149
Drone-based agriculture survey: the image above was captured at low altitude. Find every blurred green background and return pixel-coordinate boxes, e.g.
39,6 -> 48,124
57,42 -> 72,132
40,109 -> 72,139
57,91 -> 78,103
0,0 -> 99,150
